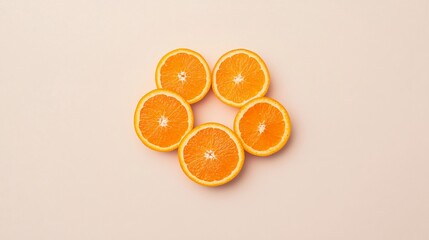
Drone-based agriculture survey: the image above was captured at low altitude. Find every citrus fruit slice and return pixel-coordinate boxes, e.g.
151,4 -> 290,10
134,89 -> 194,152
234,97 -> 291,156
212,49 -> 270,107
178,123 -> 245,187
155,48 -> 211,104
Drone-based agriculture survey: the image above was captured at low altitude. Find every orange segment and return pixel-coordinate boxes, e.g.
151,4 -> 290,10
212,49 -> 270,107
156,48 -> 211,104
234,97 -> 291,156
134,89 -> 194,152
178,123 -> 245,187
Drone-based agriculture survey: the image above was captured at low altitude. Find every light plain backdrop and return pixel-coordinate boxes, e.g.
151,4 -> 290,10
1,0 -> 429,239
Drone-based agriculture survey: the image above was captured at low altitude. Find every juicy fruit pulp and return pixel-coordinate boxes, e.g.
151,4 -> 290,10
134,89 -> 193,152
213,49 -> 270,107
156,49 -> 211,104
178,123 -> 245,187
234,97 -> 291,156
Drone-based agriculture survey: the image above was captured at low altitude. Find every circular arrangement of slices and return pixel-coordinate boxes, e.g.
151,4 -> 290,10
134,48 -> 292,187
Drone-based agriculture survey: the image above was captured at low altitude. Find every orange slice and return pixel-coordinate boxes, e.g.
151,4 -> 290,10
178,123 -> 245,187
155,48 -> 211,104
134,89 -> 194,152
234,97 -> 291,156
212,49 -> 270,107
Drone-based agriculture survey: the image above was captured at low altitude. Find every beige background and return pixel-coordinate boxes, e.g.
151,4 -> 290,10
1,0 -> 429,239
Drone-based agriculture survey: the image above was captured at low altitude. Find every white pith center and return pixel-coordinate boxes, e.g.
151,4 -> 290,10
233,74 -> 244,84
178,71 -> 187,82
158,115 -> 168,127
204,150 -> 216,160
258,122 -> 266,134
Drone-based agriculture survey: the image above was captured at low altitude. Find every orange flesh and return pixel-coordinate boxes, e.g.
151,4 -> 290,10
160,53 -> 207,102
139,94 -> 189,148
216,53 -> 265,103
239,103 -> 285,151
183,128 -> 239,182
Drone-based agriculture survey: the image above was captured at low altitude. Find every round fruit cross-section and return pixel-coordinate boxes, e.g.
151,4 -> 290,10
134,89 -> 194,152
212,49 -> 270,107
234,97 -> 291,156
178,123 -> 245,187
156,48 -> 211,104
